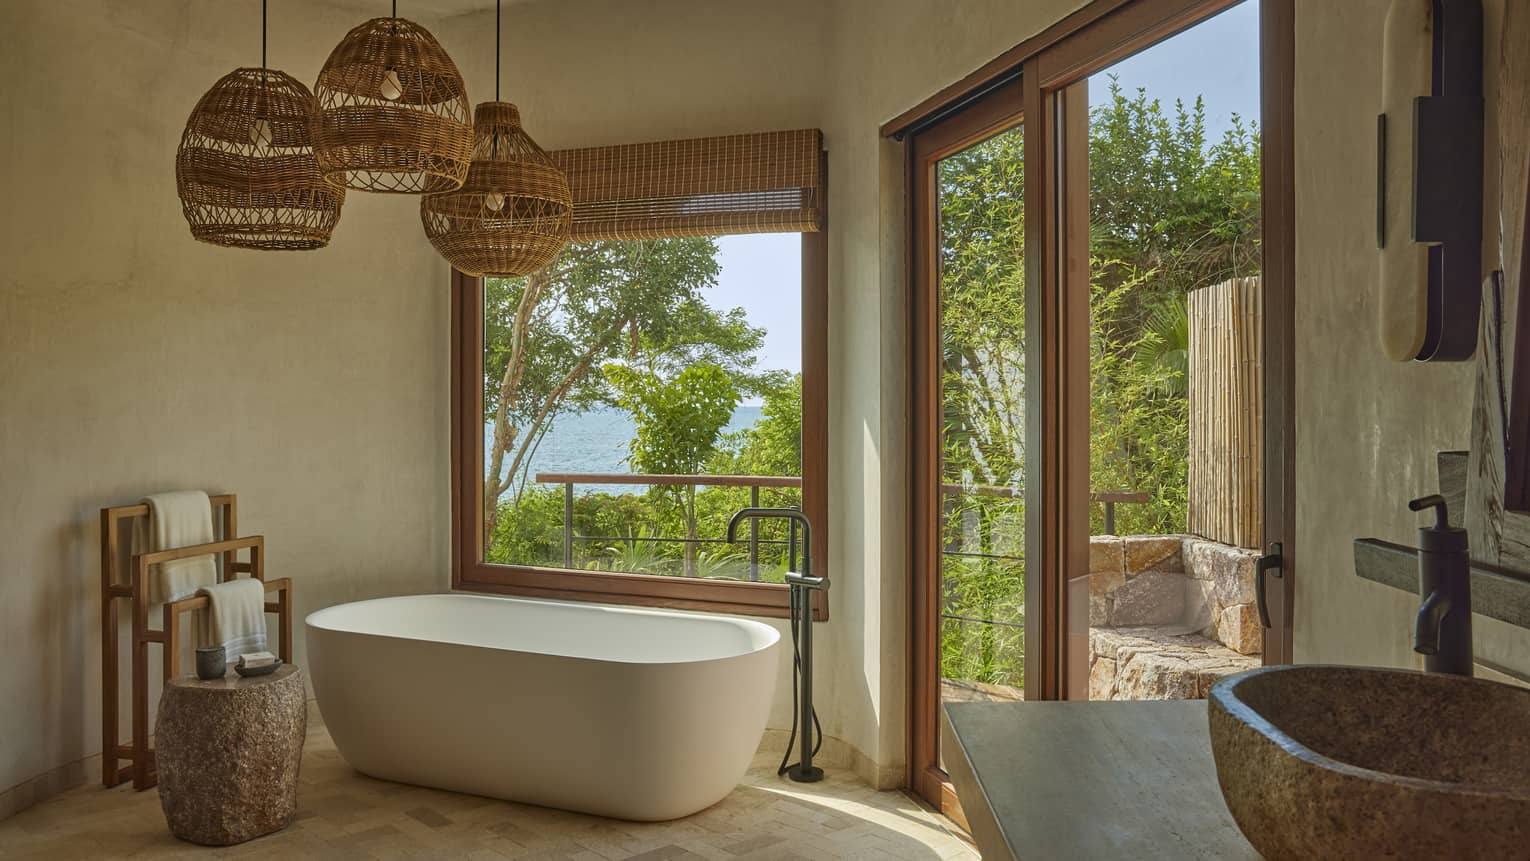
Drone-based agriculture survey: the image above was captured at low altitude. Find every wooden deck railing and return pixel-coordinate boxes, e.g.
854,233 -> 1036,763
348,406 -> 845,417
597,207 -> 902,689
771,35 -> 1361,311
533,472 -> 1150,578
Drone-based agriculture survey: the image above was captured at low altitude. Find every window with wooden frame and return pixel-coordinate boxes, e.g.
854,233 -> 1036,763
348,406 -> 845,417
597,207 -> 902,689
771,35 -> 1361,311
451,129 -> 828,620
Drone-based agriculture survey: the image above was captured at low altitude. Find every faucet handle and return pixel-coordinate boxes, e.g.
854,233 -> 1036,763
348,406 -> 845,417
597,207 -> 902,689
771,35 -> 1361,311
1408,494 -> 1452,531
785,571 -> 827,591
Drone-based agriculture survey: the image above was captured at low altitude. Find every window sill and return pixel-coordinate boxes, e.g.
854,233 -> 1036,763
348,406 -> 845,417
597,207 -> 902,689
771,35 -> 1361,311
453,561 -> 828,621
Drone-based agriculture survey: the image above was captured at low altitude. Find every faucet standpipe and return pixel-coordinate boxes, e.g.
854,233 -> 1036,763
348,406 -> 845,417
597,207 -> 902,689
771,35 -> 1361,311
1408,494 -> 1473,676
726,507 -> 826,782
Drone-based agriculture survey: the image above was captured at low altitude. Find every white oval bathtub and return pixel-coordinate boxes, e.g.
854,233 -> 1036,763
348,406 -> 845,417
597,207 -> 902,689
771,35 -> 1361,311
305,593 -> 780,821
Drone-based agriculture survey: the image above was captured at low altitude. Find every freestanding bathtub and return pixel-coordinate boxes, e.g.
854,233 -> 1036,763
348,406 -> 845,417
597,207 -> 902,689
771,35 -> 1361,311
305,593 -> 780,821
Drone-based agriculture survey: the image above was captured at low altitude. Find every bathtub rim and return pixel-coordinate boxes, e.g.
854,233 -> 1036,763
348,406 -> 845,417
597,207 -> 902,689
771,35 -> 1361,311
304,591 -> 782,667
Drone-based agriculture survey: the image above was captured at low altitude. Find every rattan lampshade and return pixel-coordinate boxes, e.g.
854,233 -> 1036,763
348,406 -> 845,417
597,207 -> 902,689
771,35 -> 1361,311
312,16 -> 472,194
176,67 -> 344,250
420,102 -> 571,276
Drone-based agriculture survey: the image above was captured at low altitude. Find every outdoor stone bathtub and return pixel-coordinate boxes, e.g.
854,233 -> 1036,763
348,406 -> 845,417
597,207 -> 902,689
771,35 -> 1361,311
306,594 -> 780,821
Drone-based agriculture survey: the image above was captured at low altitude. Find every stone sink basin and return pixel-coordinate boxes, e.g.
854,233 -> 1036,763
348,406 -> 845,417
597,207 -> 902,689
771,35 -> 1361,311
1208,665 -> 1530,859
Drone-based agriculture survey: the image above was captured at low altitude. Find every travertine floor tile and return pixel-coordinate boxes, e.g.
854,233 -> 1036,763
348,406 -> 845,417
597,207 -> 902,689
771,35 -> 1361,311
0,712 -> 976,860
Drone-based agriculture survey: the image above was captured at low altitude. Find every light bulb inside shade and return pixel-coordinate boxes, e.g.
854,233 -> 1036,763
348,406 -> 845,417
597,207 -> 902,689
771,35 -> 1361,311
484,193 -> 506,213
379,68 -> 404,101
249,118 -> 273,151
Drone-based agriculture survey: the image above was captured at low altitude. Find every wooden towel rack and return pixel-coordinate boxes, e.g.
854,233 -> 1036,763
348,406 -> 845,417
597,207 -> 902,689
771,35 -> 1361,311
100,493 -> 293,790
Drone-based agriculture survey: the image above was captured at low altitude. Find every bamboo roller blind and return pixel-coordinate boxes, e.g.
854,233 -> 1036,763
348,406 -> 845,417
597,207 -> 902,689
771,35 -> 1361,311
549,129 -> 824,241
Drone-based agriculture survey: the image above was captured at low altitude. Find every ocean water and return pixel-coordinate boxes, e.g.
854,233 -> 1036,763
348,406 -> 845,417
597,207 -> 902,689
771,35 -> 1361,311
485,404 -> 765,495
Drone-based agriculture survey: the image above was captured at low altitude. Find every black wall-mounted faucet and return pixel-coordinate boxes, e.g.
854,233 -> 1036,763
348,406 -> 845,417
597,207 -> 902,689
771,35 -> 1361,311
1409,494 -> 1473,675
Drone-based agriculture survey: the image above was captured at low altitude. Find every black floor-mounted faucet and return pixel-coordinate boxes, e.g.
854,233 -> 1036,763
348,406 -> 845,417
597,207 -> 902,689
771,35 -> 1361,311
727,507 -> 826,782
1409,494 -> 1473,676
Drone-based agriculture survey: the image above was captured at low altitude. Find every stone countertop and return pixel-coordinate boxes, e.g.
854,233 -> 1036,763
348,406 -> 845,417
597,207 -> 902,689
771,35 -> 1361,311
942,701 -> 1257,861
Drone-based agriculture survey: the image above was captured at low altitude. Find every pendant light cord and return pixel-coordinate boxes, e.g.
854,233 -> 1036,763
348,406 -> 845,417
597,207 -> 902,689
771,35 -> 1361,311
260,0 -> 267,69
495,0 -> 501,101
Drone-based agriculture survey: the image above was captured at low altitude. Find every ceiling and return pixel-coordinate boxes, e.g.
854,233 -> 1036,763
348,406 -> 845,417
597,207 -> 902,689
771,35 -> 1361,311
322,0 -> 546,17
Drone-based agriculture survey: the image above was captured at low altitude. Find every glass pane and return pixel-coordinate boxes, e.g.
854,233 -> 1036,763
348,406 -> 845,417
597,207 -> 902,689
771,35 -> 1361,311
1083,2 -> 1263,700
937,122 -> 1027,731
481,235 -> 803,582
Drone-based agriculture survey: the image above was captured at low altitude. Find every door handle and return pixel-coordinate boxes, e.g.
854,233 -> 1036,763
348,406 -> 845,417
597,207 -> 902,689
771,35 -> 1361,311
1255,542 -> 1283,629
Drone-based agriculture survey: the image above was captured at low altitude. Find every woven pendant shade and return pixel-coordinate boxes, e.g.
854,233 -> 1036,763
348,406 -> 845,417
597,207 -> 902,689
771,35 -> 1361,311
420,102 -> 571,276
312,16 -> 472,194
175,68 -> 344,250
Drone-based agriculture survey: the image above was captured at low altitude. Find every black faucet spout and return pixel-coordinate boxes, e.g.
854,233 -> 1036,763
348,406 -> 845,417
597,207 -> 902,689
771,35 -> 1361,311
1414,590 -> 1452,656
726,507 -> 814,578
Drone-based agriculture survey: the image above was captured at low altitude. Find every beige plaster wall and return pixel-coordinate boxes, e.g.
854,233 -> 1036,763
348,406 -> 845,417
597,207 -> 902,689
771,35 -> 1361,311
821,0 -> 1087,786
1291,0 -> 1530,676
0,0 -> 451,806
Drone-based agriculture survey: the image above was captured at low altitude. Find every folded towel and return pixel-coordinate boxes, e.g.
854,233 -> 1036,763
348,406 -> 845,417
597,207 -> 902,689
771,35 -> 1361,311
237,651 -> 277,669
195,578 -> 267,657
131,490 -> 217,605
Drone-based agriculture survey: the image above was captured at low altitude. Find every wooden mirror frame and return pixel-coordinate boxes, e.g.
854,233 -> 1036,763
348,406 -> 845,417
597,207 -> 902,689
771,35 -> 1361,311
1503,164 -> 1530,511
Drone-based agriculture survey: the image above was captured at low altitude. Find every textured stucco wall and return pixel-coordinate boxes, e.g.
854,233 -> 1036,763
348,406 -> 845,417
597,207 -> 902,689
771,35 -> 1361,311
0,0 -> 451,808
1291,0 -> 1530,676
821,0 -> 1087,785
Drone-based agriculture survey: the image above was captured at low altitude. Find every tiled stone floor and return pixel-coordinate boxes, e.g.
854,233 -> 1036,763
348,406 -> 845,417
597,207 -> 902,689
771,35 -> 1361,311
0,709 -> 976,860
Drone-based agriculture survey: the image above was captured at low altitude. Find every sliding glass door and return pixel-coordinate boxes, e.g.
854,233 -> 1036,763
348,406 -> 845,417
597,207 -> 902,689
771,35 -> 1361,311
909,77 -> 1029,818
907,0 -> 1294,812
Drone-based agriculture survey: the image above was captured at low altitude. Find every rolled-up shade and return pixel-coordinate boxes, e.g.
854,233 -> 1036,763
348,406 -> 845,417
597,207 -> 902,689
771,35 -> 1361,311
549,128 -> 823,241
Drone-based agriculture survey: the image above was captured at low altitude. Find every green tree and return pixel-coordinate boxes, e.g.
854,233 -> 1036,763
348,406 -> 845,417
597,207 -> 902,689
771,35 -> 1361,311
712,372 -> 803,477
606,362 -> 742,576
482,238 -> 763,548
1086,78 -> 1260,535
937,125 -> 1027,492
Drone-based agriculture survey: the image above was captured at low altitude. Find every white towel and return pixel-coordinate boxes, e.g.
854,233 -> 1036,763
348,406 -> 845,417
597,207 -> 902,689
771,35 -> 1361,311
131,490 -> 217,605
195,578 -> 268,656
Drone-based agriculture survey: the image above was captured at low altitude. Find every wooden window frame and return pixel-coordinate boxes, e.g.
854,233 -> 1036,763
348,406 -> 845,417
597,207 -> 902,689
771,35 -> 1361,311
902,0 -> 1296,813
450,158 -> 830,622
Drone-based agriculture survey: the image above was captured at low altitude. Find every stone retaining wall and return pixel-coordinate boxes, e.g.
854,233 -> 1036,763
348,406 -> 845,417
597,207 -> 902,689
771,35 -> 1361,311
1088,534 -> 1262,701
1089,534 -> 1262,655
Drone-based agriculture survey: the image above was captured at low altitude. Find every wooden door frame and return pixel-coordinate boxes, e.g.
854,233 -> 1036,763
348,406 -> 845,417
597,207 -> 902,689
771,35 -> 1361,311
902,0 -> 1296,809
1258,0 -> 1296,665
908,75 -> 1029,814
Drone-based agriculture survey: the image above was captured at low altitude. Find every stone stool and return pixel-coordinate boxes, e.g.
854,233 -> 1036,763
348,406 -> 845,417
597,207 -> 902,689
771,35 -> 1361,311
155,664 -> 306,845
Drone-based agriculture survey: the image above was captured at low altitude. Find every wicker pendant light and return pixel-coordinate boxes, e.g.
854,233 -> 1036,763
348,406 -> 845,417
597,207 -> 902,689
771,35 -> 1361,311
312,1 -> 472,194
175,1 -> 343,250
420,0 -> 570,276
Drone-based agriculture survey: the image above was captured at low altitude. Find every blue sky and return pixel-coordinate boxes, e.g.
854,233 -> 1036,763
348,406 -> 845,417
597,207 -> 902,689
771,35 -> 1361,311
1088,0 -> 1260,139
706,0 -> 1260,382
710,233 -> 802,377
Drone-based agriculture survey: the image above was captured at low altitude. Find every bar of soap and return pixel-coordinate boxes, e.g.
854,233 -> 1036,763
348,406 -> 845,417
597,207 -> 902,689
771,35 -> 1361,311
237,651 -> 277,669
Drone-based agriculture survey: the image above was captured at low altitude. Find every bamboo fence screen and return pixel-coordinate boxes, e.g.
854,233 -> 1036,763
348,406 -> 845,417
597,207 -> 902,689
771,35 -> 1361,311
1187,276 -> 1263,549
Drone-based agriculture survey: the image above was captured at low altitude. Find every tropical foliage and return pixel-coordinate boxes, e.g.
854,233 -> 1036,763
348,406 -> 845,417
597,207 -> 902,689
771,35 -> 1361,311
935,80 -> 1261,688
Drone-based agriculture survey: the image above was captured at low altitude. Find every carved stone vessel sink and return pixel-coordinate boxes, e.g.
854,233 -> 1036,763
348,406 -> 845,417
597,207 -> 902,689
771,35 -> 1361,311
1208,665 -> 1530,860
